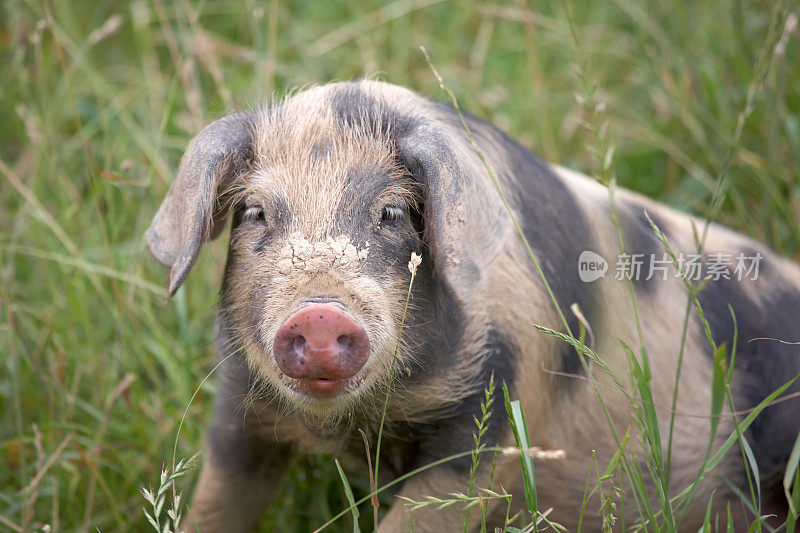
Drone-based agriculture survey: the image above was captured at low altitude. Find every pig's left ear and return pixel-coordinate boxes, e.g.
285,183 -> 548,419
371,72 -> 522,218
396,111 -> 514,303
146,112 -> 256,298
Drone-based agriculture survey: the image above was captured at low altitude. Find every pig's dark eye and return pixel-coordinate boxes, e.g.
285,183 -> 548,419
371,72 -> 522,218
381,206 -> 404,222
244,206 -> 268,224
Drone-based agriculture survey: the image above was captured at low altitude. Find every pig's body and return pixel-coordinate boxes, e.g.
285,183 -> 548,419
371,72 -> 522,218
146,80 -> 800,531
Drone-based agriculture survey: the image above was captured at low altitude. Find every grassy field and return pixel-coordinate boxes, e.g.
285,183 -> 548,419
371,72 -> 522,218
1,0 -> 799,531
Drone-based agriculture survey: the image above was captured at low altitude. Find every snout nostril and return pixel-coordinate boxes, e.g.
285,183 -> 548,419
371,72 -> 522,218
293,335 -> 306,355
336,335 -> 351,350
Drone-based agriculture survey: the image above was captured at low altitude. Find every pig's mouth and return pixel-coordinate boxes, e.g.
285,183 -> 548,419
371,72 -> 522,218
277,369 -> 368,399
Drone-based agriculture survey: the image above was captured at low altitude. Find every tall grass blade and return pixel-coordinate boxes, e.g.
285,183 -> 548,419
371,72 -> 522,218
726,503 -> 735,533
739,435 -> 761,509
619,337 -> 673,529
334,458 -> 360,533
503,382 -> 537,530
619,338 -> 661,464
464,374 -> 496,532
784,430 -> 800,517
721,478 -> 769,532
702,490 -> 715,533
787,465 -> 800,532
373,253 -> 420,505
709,344 -> 727,444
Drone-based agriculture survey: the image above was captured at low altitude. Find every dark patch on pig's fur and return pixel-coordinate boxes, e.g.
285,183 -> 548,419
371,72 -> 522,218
617,205 -> 672,295
698,258 -> 800,483
329,81 -> 417,141
388,329 -> 517,473
227,196 -> 293,255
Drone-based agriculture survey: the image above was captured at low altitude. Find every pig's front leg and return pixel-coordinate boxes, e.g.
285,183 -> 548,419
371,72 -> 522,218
183,393 -> 292,533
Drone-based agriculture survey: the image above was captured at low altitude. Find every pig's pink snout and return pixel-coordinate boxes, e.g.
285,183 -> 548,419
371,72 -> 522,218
273,303 -> 370,385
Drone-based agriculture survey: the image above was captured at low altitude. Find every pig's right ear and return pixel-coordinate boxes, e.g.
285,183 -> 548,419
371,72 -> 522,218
146,112 -> 256,298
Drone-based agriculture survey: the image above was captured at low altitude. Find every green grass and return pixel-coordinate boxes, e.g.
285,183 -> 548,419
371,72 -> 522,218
1,0 -> 799,531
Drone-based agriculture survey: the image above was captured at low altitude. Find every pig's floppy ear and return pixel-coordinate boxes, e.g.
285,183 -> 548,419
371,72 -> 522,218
146,112 -> 255,298
396,115 -> 514,303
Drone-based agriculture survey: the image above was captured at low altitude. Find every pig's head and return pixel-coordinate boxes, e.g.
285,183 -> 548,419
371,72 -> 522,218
146,81 -> 513,422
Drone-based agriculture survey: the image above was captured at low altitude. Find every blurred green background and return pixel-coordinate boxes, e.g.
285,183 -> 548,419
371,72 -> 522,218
1,0 -> 798,531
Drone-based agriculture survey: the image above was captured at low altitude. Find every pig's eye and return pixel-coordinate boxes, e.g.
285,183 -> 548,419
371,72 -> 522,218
244,206 -> 268,224
381,206 -> 404,222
